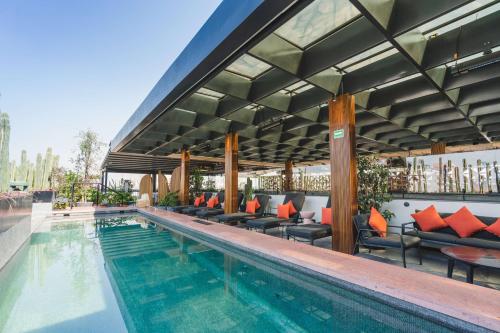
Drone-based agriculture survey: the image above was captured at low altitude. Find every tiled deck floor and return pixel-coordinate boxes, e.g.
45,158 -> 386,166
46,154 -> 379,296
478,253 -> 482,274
248,226 -> 500,291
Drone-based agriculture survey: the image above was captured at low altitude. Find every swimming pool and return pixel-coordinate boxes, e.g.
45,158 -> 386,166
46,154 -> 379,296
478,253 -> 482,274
0,215 -> 484,332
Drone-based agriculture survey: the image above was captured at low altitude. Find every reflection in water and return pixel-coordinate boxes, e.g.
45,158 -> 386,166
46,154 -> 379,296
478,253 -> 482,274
98,217 -> 455,333
0,218 -> 127,333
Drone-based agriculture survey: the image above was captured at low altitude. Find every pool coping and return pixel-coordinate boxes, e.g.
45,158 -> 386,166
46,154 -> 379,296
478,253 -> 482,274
138,207 -> 500,332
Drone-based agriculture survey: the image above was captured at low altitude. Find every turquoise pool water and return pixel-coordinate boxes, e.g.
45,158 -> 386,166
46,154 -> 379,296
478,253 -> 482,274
0,216 -> 461,332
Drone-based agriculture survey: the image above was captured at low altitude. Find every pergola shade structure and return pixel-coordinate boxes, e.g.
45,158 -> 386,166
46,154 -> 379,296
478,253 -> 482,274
111,0 -> 500,163
110,0 -> 500,253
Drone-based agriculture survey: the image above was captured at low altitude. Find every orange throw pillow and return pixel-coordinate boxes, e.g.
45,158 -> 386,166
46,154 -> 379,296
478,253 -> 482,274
411,205 -> 447,232
321,207 -> 332,225
287,200 -> 297,216
277,204 -> 290,219
369,207 -> 387,237
246,200 -> 257,214
214,196 -> 219,206
194,197 -> 201,207
485,219 -> 500,237
444,207 -> 487,238
253,197 -> 261,210
207,197 -> 216,208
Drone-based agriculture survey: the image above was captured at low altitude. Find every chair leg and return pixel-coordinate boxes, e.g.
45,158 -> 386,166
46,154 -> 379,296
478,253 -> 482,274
368,248 -> 372,253
401,247 -> 407,268
262,228 -> 266,234
417,244 -> 423,265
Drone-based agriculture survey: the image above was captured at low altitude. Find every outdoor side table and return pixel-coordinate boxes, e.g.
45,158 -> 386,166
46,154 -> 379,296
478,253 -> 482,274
441,246 -> 500,284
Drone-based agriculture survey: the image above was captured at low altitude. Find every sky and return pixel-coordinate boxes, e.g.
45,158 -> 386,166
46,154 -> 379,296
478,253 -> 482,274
0,0 -> 222,168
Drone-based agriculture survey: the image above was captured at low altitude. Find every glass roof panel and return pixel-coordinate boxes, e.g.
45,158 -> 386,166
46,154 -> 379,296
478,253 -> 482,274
226,54 -> 272,79
343,48 -> 399,72
335,41 -> 392,69
196,87 -> 225,99
375,73 -> 422,89
274,0 -> 360,48
423,1 -> 500,38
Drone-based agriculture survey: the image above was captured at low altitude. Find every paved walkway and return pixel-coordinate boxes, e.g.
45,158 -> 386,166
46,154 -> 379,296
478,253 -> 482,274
138,207 -> 500,332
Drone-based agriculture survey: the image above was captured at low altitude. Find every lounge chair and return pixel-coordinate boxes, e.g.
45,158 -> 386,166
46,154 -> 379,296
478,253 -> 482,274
286,197 -> 332,244
166,192 -> 212,212
196,192 -> 243,219
353,213 -> 422,268
215,194 -> 270,224
246,192 -> 305,234
182,192 -> 224,215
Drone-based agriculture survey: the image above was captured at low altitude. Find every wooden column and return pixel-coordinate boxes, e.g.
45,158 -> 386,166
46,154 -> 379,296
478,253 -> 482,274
179,150 -> 190,205
329,94 -> 357,254
431,142 -> 446,155
284,160 -> 293,192
224,133 -> 238,214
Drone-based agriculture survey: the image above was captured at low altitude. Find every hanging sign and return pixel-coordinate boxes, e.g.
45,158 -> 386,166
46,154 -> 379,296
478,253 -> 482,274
333,129 -> 344,139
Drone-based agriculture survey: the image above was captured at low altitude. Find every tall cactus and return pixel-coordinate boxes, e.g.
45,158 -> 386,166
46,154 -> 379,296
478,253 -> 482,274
34,153 -> 43,189
0,113 -> 10,192
41,148 -> 53,189
16,150 -> 29,182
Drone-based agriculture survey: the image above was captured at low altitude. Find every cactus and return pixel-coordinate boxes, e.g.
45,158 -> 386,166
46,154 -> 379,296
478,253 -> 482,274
34,153 -> 43,189
16,150 -> 29,182
0,113 -> 10,192
462,159 -> 468,193
243,177 -> 253,205
41,148 -> 53,189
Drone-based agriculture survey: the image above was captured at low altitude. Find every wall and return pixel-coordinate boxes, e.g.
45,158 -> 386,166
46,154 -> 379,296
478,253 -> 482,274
0,193 -> 33,270
383,199 -> 500,230
0,194 -> 52,270
267,194 -> 329,223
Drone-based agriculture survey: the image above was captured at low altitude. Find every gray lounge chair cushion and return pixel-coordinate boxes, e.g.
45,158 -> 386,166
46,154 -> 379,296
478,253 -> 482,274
405,230 -> 459,244
197,208 -> 224,218
455,238 -> 500,250
246,217 -> 286,230
287,224 -> 332,239
364,235 -> 420,248
217,212 -> 253,222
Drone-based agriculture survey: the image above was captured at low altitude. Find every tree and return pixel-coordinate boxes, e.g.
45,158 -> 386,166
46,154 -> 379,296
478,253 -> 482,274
72,130 -> 104,182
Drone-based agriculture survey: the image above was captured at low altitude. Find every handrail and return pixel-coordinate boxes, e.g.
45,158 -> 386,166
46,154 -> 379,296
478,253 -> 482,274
69,182 -> 127,209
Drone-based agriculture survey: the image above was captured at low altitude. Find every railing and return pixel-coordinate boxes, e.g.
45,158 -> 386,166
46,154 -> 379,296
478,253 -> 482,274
69,182 -> 129,209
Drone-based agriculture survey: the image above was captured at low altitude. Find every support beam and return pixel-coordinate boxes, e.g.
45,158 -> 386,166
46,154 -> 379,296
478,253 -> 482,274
284,160 -> 293,192
224,133 -> 238,214
431,142 -> 446,155
152,172 -> 157,193
329,94 -> 357,254
104,169 -> 109,193
179,150 -> 190,205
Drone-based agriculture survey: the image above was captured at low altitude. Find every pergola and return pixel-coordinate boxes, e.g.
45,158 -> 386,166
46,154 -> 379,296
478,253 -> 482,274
110,0 -> 500,253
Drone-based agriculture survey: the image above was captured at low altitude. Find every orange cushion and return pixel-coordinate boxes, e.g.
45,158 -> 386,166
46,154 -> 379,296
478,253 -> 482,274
253,197 -> 261,210
287,200 -> 297,216
194,197 -> 201,207
411,205 -> 447,232
199,195 -> 205,204
321,207 -> 332,225
277,204 -> 290,219
207,197 -> 216,208
369,207 -> 387,237
245,200 -> 257,214
444,207 -> 487,238
214,196 -> 219,206
485,219 -> 500,237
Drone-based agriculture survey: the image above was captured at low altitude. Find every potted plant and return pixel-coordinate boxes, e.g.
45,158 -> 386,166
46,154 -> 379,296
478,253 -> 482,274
357,154 -> 394,221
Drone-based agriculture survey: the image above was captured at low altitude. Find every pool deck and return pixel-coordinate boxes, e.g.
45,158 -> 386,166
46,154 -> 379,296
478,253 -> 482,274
139,207 -> 500,332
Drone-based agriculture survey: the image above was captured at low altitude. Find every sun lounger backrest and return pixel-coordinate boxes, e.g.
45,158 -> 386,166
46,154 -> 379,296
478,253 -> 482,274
283,192 -> 305,217
203,192 -> 212,202
326,196 -> 331,208
217,192 -> 225,203
237,192 -> 244,206
254,194 -> 270,215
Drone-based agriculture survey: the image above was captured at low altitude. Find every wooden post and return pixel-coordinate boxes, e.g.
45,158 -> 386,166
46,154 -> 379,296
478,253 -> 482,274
284,160 -> 293,192
225,133 -> 238,214
431,142 -> 446,155
179,150 -> 190,205
329,94 -> 357,254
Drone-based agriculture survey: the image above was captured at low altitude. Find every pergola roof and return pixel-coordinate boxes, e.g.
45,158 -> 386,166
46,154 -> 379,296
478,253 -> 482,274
111,0 -> 500,164
101,152 -> 279,174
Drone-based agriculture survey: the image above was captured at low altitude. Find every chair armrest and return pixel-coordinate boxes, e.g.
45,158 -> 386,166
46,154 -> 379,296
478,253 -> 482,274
356,228 -> 402,237
400,221 -> 416,234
